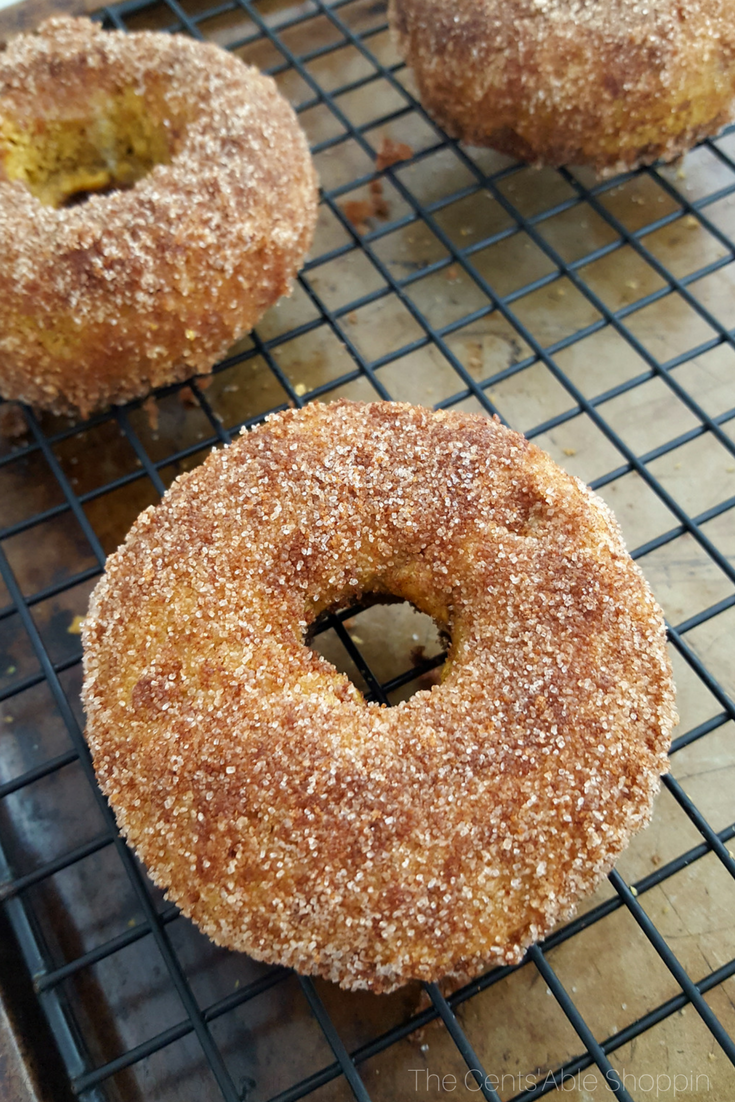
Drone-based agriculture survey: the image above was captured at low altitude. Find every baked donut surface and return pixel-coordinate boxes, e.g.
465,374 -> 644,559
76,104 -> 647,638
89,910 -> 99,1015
0,17 -> 317,416
389,0 -> 735,174
82,401 -> 676,992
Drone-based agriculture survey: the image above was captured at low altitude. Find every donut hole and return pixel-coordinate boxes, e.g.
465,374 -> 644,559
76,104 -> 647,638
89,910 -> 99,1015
1,89 -> 174,208
308,597 -> 448,703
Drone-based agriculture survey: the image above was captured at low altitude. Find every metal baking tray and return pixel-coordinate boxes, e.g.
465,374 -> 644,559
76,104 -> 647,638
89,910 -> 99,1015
0,0 -> 734,1098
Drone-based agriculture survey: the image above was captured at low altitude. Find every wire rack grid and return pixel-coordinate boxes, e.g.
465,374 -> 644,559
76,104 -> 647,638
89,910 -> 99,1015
0,0 -> 734,1099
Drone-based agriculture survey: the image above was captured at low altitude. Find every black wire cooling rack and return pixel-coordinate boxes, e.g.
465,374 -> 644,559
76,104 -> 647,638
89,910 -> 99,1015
1,0 -> 735,1099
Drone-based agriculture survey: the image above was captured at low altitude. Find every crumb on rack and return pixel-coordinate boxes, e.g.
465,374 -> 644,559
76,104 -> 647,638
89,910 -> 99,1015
369,178 -> 390,218
375,136 -> 414,171
342,199 -> 374,234
342,182 -> 391,233
142,395 -> 159,432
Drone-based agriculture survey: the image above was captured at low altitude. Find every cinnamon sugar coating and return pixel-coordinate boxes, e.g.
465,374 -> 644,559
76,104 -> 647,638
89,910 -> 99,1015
0,17 -> 317,416
82,401 -> 677,992
389,0 -> 735,174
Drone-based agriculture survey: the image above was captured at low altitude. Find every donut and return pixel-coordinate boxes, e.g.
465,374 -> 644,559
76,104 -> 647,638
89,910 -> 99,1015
389,0 -> 735,174
82,401 -> 677,992
0,17 -> 317,416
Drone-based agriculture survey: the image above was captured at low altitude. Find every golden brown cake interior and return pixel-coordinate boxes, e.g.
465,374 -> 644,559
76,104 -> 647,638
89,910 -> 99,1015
1,88 -> 172,207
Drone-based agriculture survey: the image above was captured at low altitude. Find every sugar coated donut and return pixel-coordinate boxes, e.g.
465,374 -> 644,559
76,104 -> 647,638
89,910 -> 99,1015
0,17 -> 317,416
82,401 -> 676,992
389,0 -> 735,174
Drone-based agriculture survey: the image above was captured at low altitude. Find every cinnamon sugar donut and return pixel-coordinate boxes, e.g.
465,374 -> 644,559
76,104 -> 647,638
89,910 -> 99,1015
82,401 -> 676,992
0,17 -> 317,416
389,0 -> 735,174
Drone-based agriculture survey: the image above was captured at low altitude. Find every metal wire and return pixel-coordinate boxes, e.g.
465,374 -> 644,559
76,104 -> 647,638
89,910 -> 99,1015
1,0 -> 734,1098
